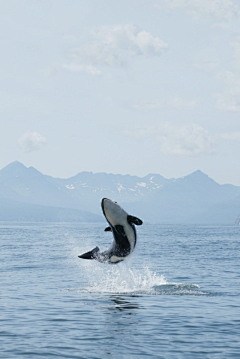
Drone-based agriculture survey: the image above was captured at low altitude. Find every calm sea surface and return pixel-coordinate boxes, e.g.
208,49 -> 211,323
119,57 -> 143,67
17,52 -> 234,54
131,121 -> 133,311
1,222 -> 240,358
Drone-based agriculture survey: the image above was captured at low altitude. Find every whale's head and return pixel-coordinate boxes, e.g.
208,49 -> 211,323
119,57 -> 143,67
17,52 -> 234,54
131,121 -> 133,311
101,198 -> 127,226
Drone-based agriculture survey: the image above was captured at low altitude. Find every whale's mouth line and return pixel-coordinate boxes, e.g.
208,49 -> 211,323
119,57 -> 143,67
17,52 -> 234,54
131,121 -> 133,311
101,198 -> 116,228
101,198 -> 109,223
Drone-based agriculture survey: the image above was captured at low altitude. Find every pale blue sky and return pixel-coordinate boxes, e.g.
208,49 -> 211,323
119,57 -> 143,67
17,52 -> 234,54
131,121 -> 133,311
1,0 -> 240,184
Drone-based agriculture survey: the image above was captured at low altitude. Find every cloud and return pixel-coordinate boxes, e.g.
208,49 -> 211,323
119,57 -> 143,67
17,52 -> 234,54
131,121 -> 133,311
61,63 -> 102,76
212,22 -> 230,29
62,24 -> 168,75
92,25 -> 168,57
122,122 -> 240,156
155,124 -> 213,156
213,87 -> 240,112
216,132 -> 240,141
230,36 -> 240,67
192,60 -> 219,72
131,97 -> 199,111
154,0 -> 240,20
213,37 -> 240,112
17,131 -> 47,153
122,123 -> 213,156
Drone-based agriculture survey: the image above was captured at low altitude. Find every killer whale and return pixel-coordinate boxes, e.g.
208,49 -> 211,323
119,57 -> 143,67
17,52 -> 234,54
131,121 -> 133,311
78,198 -> 143,264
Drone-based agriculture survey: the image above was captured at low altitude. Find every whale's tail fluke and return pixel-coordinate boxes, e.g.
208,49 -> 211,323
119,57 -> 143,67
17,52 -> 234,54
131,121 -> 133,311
78,246 -> 100,260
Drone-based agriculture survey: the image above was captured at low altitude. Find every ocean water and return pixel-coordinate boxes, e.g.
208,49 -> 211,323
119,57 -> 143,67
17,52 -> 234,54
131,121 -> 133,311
1,222 -> 240,359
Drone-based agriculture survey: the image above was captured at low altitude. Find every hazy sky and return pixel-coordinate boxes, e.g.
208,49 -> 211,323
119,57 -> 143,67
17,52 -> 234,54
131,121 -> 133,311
1,0 -> 240,184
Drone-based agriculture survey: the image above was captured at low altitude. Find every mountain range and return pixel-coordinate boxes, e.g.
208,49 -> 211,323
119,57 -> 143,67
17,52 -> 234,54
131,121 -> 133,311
0,161 -> 240,224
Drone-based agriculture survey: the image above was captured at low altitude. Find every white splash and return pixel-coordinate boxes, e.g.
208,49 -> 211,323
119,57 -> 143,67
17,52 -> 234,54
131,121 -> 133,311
80,261 -> 167,294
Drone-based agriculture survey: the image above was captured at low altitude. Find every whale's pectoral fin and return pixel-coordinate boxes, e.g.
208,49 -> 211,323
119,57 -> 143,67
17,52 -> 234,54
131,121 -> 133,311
104,226 -> 112,232
127,215 -> 143,226
78,246 -> 100,260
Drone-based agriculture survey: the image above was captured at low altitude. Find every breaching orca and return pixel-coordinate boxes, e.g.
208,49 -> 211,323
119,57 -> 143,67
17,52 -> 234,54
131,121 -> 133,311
78,198 -> 143,264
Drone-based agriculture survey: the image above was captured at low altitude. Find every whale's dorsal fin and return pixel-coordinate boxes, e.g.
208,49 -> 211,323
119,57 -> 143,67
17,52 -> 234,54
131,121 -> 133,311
104,226 -> 112,232
127,215 -> 143,226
